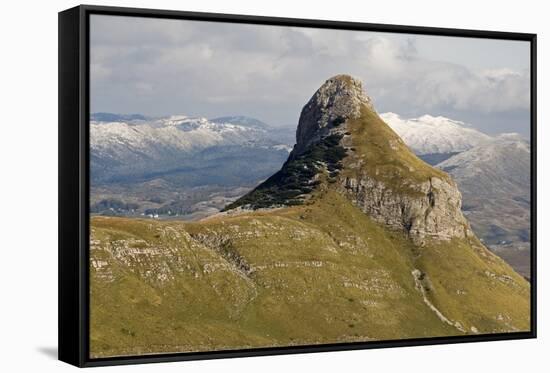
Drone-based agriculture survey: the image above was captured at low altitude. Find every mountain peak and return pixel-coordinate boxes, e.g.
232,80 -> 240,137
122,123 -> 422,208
226,75 -> 472,244
293,75 -> 374,155
380,113 -> 492,155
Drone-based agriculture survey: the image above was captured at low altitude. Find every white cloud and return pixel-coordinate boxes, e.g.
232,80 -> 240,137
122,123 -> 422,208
89,15 -> 530,134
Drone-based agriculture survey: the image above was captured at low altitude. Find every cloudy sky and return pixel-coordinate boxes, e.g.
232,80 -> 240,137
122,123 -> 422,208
90,15 -> 531,136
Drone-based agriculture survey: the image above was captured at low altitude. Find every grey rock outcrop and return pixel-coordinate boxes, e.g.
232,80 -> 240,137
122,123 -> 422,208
291,75 -> 374,157
339,175 -> 473,244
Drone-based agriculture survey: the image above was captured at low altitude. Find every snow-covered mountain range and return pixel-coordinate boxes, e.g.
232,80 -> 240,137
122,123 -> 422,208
90,113 -> 295,221
438,133 -> 530,193
90,113 -> 294,184
381,112 -> 493,155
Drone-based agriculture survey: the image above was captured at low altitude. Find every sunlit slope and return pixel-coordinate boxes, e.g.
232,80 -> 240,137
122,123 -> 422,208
90,190 -> 529,357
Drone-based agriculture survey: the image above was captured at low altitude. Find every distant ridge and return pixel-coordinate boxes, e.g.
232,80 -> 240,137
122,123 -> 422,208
91,112 -> 150,122
380,112 -> 492,155
210,115 -> 270,129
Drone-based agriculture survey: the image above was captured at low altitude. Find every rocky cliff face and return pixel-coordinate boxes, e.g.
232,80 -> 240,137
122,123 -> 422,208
339,174 -> 472,244
314,75 -> 472,243
232,74 -> 473,244
292,75 -> 374,156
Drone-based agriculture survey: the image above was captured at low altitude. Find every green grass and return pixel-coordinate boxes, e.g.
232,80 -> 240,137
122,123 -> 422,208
90,190 -> 529,358
343,106 -> 450,196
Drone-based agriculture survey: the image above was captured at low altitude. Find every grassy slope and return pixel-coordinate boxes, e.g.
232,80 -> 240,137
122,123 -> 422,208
342,107 -> 450,196
90,103 -> 529,357
339,107 -> 530,329
90,189 -> 529,358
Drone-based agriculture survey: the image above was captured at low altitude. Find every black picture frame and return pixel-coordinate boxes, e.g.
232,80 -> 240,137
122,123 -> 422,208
58,4 -> 537,368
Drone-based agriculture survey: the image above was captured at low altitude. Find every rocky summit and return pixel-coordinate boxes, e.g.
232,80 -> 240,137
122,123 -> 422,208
292,75 -> 374,155
90,75 -> 530,358
228,74 -> 472,244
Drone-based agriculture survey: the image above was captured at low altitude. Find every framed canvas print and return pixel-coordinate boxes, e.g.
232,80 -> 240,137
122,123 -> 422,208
58,5 -> 537,367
